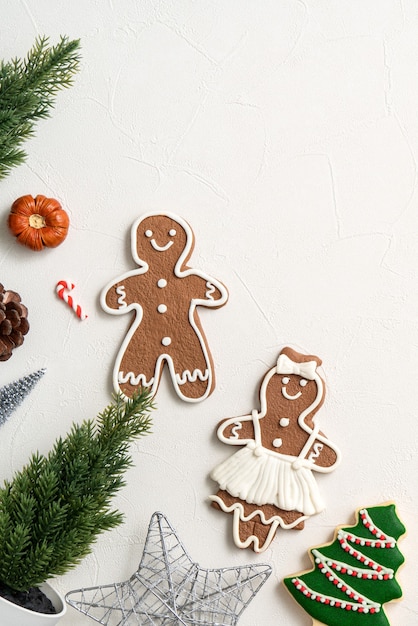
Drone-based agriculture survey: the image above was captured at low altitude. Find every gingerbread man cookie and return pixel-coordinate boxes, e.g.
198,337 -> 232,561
210,346 -> 341,552
101,212 -> 228,402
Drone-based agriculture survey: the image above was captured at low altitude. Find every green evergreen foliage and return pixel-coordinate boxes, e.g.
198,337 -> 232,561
0,391 -> 153,592
0,36 -> 81,180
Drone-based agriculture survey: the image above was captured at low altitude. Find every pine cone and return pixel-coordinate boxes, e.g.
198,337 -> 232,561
0,284 -> 29,361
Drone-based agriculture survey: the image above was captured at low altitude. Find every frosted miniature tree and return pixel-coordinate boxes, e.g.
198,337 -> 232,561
284,504 -> 405,626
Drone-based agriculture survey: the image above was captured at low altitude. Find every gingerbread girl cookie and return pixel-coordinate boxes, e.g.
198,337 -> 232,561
101,212 -> 228,402
210,346 -> 341,552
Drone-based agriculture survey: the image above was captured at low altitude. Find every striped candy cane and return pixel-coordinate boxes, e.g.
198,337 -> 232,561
56,280 -> 88,321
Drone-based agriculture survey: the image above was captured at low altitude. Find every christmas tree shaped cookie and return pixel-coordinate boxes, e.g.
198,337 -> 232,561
283,503 -> 406,626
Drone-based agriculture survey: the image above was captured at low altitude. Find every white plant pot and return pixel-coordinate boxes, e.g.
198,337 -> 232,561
0,582 -> 66,625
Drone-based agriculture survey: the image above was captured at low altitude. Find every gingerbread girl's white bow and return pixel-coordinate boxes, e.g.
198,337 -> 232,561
276,354 -> 317,380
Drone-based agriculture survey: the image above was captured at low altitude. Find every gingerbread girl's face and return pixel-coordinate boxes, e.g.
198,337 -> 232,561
259,349 -> 325,435
135,214 -> 190,267
280,374 -> 316,403
257,371 -> 321,454
265,372 -> 319,420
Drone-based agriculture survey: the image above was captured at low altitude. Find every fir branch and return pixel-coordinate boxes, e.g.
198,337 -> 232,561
0,391 -> 154,591
0,36 -> 81,180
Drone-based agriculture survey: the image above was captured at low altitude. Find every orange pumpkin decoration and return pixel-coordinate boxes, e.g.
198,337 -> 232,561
8,194 -> 70,251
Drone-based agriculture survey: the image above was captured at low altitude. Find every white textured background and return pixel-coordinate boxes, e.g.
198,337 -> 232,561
1,1 -> 418,624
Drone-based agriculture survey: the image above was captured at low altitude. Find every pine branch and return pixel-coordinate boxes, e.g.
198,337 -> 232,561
0,36 -> 81,180
0,391 -> 154,591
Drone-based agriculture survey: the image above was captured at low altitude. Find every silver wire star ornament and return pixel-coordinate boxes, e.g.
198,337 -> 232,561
0,368 -> 45,426
66,511 -> 272,625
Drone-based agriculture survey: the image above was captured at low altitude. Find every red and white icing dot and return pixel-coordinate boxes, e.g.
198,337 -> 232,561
291,507 -> 398,615
157,279 -> 167,288
157,304 -> 167,313
161,336 -> 172,346
291,576 -> 379,614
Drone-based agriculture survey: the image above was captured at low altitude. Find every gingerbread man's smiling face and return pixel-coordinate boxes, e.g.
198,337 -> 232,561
135,214 -> 190,267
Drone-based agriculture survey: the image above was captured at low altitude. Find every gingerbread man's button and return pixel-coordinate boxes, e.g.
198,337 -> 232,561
161,337 -> 172,346
157,304 -> 167,313
157,279 -> 167,288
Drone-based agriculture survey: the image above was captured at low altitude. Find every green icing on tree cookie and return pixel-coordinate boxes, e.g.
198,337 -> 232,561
284,504 -> 405,626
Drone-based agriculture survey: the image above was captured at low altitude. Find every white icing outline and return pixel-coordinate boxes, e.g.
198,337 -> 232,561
217,410 -> 258,445
209,495 -> 308,552
100,212 -> 228,403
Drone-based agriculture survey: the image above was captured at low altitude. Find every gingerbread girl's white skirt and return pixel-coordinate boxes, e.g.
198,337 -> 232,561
210,442 -> 325,518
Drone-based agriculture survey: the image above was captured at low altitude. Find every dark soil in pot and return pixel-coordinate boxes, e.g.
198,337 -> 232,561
0,582 -> 56,614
